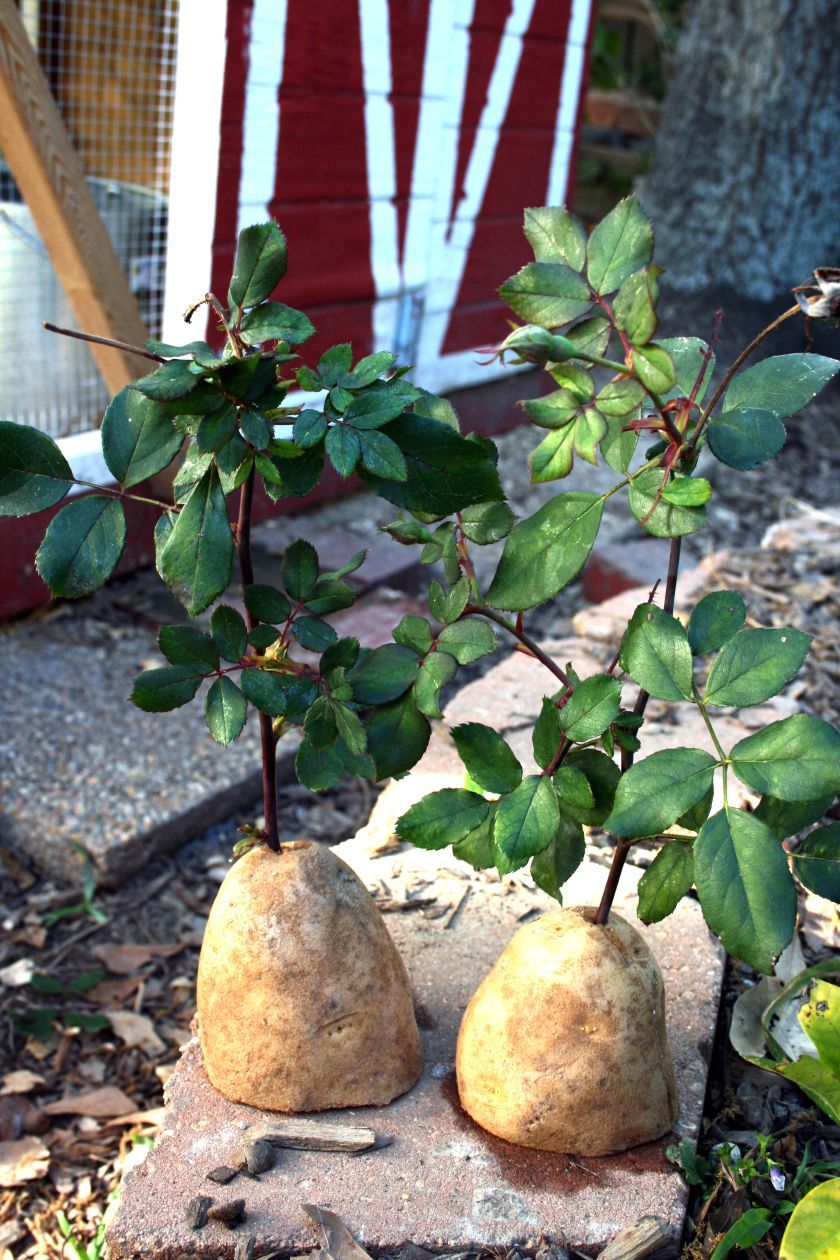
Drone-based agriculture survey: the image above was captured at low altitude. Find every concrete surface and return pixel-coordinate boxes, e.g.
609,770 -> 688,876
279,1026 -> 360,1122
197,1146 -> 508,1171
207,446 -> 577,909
106,838 -> 724,1259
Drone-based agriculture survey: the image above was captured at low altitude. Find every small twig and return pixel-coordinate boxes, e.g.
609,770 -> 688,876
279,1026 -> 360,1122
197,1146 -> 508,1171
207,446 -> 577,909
465,604 -> 576,691
42,321 -> 164,363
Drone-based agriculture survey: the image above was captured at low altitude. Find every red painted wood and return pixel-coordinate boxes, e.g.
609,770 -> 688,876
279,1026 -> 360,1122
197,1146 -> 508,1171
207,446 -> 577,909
271,0 -> 373,351
443,0 -> 573,354
447,0 -> 511,237
387,0 -> 431,264
207,0 -> 255,349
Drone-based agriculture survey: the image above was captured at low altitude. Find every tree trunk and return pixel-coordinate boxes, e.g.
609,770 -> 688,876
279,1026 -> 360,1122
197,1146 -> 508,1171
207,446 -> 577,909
642,0 -> 840,300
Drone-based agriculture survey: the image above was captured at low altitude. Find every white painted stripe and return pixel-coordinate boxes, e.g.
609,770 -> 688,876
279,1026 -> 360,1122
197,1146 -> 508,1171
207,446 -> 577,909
417,0 -> 537,374
547,0 -> 592,204
237,0 -> 287,237
359,0 -> 401,351
161,0 -> 227,345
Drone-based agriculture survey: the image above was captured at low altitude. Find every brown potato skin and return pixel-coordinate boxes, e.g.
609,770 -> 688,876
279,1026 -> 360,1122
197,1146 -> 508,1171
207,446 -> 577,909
456,906 -> 678,1155
197,841 -> 423,1111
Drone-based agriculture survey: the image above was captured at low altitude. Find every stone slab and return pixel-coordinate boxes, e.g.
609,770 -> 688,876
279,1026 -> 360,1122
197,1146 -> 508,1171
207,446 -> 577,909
106,841 -> 724,1259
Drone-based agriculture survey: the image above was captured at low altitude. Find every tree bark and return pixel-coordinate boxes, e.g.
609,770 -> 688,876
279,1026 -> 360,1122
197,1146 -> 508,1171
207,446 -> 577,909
642,0 -> 840,300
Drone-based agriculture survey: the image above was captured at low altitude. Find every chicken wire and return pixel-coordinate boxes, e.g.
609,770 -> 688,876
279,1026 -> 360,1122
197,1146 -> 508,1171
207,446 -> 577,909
0,0 -> 179,437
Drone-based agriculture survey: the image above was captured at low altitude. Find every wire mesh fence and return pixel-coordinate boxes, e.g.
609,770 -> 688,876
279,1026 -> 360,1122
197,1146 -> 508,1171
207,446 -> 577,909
1,0 -> 179,437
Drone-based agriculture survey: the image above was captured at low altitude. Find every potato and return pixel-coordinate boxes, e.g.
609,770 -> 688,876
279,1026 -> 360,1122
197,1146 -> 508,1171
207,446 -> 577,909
456,906 -> 678,1155
196,841 -> 423,1111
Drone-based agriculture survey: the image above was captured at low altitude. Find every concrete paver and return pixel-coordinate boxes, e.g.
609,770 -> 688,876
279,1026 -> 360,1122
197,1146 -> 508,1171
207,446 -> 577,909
106,840 -> 724,1259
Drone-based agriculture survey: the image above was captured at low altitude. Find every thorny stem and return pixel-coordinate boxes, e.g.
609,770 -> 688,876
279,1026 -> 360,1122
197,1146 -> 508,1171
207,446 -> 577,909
238,467 -> 280,850
594,536 -> 683,925
688,304 -> 800,452
42,321 -> 164,363
465,604 -> 576,691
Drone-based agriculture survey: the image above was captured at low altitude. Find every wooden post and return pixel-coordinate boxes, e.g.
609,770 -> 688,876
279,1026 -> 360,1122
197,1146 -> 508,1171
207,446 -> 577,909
0,0 -> 151,392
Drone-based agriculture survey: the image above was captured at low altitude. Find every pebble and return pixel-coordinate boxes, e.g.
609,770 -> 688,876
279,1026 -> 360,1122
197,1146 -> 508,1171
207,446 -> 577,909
184,1195 -> 213,1230
207,1198 -> 246,1226
206,1165 -> 238,1185
242,1137 -> 276,1175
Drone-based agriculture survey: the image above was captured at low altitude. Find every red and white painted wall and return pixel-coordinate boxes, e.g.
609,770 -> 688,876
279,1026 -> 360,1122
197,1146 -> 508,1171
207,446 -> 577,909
164,0 -> 593,392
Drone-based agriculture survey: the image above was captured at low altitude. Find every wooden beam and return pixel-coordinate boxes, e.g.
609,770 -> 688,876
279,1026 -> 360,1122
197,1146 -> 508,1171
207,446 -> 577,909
0,0 -> 151,394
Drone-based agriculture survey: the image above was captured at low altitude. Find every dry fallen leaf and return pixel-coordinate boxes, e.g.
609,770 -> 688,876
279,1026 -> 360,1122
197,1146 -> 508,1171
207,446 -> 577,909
0,958 -> 35,988
91,943 -> 185,975
44,1086 -> 136,1118
104,1010 -> 166,1057
0,1136 -> 49,1187
303,1205 -> 373,1260
1,1070 -> 45,1096
86,976 -> 141,1006
104,1107 -> 165,1128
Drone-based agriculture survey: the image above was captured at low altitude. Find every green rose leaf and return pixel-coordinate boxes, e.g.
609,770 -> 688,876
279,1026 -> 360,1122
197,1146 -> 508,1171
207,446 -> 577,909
459,500 -> 515,544
564,316 -> 612,363
613,266 -> 659,346
291,615 -> 338,652
159,467 -> 233,615
344,390 -> 407,431
688,590 -> 746,655
499,262 -> 591,327
396,788 -> 489,850
348,643 -> 420,704
413,650 -> 458,719
631,343 -> 677,393
244,583 -> 291,624
707,406 -> 786,470
393,615 -> 434,655
586,195 -> 653,295
486,491 -> 603,610
661,476 -> 711,507
205,676 -> 247,746
333,703 -> 367,758
637,843 -> 695,924
358,429 -> 407,481
321,636 -> 360,676
0,421 -> 74,517
359,414 -> 504,518
564,749 -> 620,825
530,814 -> 586,900
196,406 -> 238,455
452,723 -> 522,794
754,794 -> 833,840
366,692 -> 430,780
428,577 -> 469,624
240,668 -> 290,716
159,625 -> 218,672
281,539 -> 318,601
101,388 -> 182,488
35,496 -> 126,598
296,739 -> 344,792
658,337 -> 715,404
604,748 -> 717,839
131,666 -> 202,713
228,221 -> 287,310
239,301 -> 314,345
342,350 -> 398,388
304,578 -> 355,616
293,410 -> 328,449
495,775 -> 560,867
523,206 -> 586,271
304,696 -> 337,750
325,424 -> 361,477
694,808 -> 797,973
723,352 -> 840,420
559,674 -> 622,741
620,603 -> 693,701
453,814 -> 497,870
210,604 -> 247,663
629,468 -> 707,538
792,824 -> 840,902
436,618 -> 496,665
677,786 -> 714,833
704,627 -> 810,707
132,359 -> 199,402
239,409 -> 273,451
731,714 -> 840,801
532,697 -> 562,769
552,765 -> 596,817
248,625 -> 280,651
